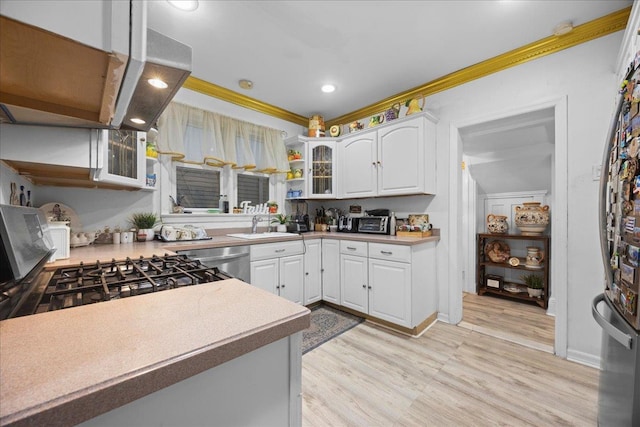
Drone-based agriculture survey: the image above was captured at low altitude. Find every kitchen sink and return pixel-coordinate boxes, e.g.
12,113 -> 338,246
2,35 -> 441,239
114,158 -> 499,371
226,232 -> 299,240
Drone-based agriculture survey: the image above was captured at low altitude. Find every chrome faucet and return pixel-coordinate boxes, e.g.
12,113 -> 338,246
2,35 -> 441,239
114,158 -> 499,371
251,215 -> 263,234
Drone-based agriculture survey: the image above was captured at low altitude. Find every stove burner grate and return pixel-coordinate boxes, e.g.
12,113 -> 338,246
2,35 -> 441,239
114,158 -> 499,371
37,254 -> 233,313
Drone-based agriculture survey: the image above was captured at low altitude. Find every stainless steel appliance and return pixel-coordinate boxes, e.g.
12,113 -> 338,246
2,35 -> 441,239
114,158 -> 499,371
0,205 -> 55,319
357,216 -> 391,235
594,58 -> 640,426
338,216 -> 359,233
177,246 -> 250,283
0,204 -> 237,320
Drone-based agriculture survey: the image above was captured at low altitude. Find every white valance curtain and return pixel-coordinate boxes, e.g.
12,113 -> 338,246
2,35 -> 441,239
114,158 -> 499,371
156,102 -> 289,173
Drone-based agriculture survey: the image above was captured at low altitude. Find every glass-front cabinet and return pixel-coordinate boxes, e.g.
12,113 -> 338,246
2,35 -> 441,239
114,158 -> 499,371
307,140 -> 337,198
92,129 -> 151,189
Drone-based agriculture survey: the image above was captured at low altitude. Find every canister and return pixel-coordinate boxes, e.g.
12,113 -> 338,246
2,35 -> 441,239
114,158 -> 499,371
47,222 -> 70,262
308,115 -> 325,137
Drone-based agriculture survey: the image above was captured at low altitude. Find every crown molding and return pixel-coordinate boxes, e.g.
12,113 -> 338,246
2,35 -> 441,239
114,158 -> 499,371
326,6 -> 631,126
182,76 -> 309,126
181,6 -> 631,128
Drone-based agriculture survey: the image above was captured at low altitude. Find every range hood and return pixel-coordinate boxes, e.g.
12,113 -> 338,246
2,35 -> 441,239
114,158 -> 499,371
0,10 -> 191,131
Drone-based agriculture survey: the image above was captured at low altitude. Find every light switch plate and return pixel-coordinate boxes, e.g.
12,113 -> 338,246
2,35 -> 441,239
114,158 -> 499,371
592,164 -> 602,181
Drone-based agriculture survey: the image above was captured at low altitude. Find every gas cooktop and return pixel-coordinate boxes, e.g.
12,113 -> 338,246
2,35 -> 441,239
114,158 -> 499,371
17,254 -> 233,317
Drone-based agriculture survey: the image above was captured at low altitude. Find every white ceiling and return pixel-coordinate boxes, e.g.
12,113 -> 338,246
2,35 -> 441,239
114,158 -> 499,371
461,108 -> 555,194
148,0 -> 632,121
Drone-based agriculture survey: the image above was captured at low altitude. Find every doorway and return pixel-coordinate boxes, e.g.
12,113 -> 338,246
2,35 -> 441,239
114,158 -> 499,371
448,96 -> 568,357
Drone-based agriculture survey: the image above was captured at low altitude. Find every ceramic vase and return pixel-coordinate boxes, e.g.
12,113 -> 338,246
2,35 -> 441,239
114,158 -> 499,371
514,202 -> 550,235
486,214 -> 509,234
527,287 -> 543,298
525,246 -> 544,268
138,229 -> 155,241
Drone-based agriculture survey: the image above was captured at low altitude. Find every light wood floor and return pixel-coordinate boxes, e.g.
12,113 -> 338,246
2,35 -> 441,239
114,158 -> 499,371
460,292 -> 555,352
302,321 -> 598,426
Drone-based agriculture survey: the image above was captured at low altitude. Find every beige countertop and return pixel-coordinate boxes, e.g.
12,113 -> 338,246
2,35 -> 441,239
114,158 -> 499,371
0,279 -> 310,427
46,230 -> 440,269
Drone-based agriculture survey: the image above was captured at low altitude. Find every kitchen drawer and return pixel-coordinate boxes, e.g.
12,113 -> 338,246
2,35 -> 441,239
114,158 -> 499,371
340,240 -> 368,257
368,243 -> 411,263
250,240 -> 304,261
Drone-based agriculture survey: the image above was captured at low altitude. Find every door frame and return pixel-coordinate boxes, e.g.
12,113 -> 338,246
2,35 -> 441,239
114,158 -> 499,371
448,96 -> 568,357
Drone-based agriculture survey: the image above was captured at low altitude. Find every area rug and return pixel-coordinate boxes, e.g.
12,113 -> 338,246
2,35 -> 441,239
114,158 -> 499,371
302,305 -> 364,354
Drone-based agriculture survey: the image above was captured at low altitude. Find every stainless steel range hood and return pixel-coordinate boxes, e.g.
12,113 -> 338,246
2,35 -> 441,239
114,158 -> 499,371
0,6 -> 191,131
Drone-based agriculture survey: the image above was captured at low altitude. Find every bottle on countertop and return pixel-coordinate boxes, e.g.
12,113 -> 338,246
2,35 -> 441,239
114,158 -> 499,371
390,212 -> 397,236
222,195 -> 229,213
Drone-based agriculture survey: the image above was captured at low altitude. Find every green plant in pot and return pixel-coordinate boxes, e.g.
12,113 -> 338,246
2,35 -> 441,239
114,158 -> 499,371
130,212 -> 159,242
271,213 -> 289,232
521,273 -> 544,298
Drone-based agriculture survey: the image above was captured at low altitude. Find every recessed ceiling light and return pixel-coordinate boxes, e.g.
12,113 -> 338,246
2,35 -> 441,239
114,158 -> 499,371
130,118 -> 146,125
167,0 -> 199,11
321,84 -> 336,93
553,21 -> 573,36
148,78 -> 168,89
238,79 -> 253,90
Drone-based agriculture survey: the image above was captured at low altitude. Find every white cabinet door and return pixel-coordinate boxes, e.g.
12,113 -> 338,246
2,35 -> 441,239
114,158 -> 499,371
307,141 -> 337,198
250,259 -> 279,295
303,240 -> 322,305
321,240 -> 341,304
93,129 -> 146,188
340,254 -> 368,313
280,255 -> 304,304
377,118 -> 425,196
338,131 -> 377,198
368,258 -> 412,327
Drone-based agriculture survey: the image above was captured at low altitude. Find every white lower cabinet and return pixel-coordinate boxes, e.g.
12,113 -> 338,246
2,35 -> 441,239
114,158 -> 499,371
340,253 -> 368,312
321,239 -> 341,304
368,258 -> 412,327
303,239 -> 322,305
250,241 -> 304,304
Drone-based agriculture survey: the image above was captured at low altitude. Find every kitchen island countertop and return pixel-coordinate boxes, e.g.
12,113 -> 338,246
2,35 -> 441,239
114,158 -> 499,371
0,279 -> 310,427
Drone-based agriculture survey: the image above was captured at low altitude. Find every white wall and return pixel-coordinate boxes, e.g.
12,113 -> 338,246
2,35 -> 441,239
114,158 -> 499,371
428,32 -> 622,363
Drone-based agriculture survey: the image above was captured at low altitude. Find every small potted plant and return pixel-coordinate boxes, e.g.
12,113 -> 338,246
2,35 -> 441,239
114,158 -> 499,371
271,213 -> 289,232
521,273 -> 544,298
130,212 -> 159,241
267,201 -> 278,214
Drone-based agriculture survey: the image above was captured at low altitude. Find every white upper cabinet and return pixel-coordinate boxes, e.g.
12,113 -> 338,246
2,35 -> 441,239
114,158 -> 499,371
307,140 -> 337,199
0,0 -> 130,54
338,132 -> 377,198
338,113 -> 437,199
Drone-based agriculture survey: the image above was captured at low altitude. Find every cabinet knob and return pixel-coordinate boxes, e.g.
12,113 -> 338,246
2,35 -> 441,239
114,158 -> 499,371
362,284 -> 366,288
377,161 -> 381,166
281,284 -> 285,288
276,285 -> 280,289
305,272 -> 309,276
372,162 -> 376,167
368,285 -> 372,289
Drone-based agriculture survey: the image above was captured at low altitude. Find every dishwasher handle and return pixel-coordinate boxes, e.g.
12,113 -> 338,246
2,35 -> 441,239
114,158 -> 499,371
196,252 -> 249,264
592,293 -> 633,350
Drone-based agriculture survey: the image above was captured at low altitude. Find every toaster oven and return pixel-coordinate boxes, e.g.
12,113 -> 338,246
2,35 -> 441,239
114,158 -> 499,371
357,216 -> 390,234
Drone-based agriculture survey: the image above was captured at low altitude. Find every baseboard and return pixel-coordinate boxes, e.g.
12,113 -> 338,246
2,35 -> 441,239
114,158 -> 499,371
567,348 -> 601,370
546,296 -> 557,316
437,313 -> 451,324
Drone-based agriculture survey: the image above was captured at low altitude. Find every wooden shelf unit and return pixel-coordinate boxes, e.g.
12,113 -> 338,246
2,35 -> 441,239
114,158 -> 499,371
476,233 -> 550,309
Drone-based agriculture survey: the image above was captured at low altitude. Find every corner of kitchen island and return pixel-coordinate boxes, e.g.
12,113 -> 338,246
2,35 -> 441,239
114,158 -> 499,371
0,279 -> 310,427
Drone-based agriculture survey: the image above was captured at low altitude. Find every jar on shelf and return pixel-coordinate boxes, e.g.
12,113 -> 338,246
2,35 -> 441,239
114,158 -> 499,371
486,214 -> 508,234
515,202 -> 549,235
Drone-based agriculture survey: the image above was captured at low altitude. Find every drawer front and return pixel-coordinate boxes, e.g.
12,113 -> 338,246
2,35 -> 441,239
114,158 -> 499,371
368,243 -> 411,263
340,240 -> 368,257
250,240 -> 304,261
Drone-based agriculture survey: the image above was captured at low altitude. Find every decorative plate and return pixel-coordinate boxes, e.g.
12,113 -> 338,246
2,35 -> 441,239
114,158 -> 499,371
485,240 -> 511,263
40,202 -> 82,230
329,125 -> 341,137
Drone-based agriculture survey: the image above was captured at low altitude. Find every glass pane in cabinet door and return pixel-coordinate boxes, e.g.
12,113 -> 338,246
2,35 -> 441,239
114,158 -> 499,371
311,145 -> 332,195
108,130 -> 137,179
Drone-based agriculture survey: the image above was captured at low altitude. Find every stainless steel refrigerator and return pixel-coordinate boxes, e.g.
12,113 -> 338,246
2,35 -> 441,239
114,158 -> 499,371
594,54 -> 640,426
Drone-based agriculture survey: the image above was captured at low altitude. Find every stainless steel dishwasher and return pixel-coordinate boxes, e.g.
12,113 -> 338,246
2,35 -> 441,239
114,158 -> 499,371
177,246 -> 250,283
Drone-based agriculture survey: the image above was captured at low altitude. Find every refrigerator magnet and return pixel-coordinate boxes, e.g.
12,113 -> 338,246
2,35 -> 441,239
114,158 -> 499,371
621,262 -> 635,284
